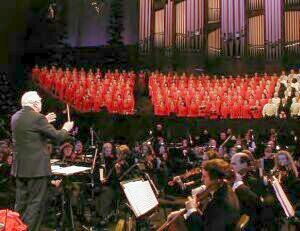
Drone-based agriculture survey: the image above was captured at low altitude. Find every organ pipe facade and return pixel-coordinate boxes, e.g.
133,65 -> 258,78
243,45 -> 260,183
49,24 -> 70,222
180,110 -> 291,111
247,0 -> 265,57
138,0 -> 300,58
154,9 -> 165,48
207,0 -> 221,57
139,0 -> 153,52
265,0 -> 283,59
221,0 -> 246,57
175,1 -> 187,51
164,0 -> 174,48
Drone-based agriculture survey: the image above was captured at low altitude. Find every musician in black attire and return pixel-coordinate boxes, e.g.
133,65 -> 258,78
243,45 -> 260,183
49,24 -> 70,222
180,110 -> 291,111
94,142 -> 117,225
183,159 -> 240,231
11,91 -> 73,231
230,153 -> 261,230
273,151 -> 300,206
153,123 -> 167,152
278,98 -> 291,118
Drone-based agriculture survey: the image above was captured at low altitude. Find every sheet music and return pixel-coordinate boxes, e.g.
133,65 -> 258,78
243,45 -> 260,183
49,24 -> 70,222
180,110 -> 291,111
271,177 -> 295,217
51,165 -> 62,171
122,180 -> 158,217
50,159 -> 60,164
52,165 -> 91,176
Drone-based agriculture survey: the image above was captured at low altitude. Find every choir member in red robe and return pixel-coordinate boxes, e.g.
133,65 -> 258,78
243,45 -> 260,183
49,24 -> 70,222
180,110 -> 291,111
240,100 -> 251,119
220,102 -> 229,119
251,100 -> 263,119
177,101 -> 188,117
155,101 -> 167,116
188,99 -> 200,117
209,102 -> 219,119
230,102 -> 241,119
198,101 -> 207,118
167,100 -> 177,115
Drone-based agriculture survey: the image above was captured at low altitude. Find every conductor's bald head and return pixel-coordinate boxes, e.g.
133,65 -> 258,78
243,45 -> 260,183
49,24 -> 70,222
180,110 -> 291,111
21,91 -> 42,113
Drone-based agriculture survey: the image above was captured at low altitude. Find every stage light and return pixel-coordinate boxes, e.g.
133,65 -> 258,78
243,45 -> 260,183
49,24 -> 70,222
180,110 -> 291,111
89,0 -> 106,14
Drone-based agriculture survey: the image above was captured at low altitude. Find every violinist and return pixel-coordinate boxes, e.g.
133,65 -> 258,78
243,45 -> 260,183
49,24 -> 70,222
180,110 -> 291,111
94,142 -> 118,226
272,151 -> 300,206
230,153 -> 261,230
167,159 -> 240,231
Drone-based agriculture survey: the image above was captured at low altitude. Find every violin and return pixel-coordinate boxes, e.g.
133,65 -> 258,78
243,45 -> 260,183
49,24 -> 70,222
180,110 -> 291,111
168,167 -> 201,186
157,180 -> 225,231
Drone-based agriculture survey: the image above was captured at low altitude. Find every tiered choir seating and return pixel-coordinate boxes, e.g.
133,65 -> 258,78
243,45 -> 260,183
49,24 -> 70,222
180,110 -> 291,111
149,72 -> 279,119
32,66 -> 135,114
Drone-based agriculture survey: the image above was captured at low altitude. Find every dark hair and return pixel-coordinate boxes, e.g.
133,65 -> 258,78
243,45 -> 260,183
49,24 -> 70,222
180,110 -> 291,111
203,159 -> 232,180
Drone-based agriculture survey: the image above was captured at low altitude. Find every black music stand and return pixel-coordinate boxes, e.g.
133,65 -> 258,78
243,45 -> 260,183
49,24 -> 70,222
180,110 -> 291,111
120,178 -> 159,231
52,165 -> 91,231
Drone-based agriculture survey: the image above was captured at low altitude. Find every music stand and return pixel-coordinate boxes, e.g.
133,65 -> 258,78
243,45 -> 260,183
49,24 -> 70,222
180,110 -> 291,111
51,165 -> 91,231
120,178 -> 159,230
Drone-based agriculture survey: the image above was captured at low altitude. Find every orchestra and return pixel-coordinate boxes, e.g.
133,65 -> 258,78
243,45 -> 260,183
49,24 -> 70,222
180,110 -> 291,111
3,68 -> 300,229
2,115 -> 300,230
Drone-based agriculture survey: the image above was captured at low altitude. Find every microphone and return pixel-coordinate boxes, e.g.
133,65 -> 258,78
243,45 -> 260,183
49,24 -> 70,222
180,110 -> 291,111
90,127 -> 95,148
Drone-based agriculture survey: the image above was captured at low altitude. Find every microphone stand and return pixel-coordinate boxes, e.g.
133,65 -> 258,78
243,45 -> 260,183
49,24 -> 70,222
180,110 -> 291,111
119,163 -> 139,181
90,148 -> 98,200
144,172 -> 159,196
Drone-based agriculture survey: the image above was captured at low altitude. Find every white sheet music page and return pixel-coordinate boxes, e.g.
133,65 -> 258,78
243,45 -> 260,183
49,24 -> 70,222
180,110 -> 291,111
52,166 -> 91,175
271,177 -> 295,217
122,180 -> 158,217
51,165 -> 62,171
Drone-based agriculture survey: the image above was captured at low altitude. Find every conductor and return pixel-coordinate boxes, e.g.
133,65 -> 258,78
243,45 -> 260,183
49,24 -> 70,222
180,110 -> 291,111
11,91 -> 74,231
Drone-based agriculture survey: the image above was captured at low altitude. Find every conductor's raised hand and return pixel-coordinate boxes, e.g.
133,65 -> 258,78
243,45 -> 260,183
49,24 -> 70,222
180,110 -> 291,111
45,112 -> 57,123
62,121 -> 74,132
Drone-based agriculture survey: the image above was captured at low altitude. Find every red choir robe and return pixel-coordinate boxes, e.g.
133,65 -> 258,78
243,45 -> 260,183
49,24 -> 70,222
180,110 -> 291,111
155,103 -> 167,116
82,97 -> 92,112
230,104 -> 241,119
110,101 -> 119,114
188,101 -> 199,117
198,102 -> 207,118
260,98 -> 269,106
209,103 -> 219,119
74,95 -> 84,112
92,96 -> 103,112
167,102 -> 177,115
251,105 -> 263,119
240,105 -> 252,119
122,100 -> 132,114
220,104 -> 230,119
177,104 -> 188,117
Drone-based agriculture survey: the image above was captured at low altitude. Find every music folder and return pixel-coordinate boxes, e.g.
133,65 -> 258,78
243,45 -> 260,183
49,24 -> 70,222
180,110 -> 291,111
121,179 -> 159,218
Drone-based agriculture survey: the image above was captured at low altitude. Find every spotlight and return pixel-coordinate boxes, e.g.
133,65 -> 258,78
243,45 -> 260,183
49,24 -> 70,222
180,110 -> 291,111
89,0 -> 106,14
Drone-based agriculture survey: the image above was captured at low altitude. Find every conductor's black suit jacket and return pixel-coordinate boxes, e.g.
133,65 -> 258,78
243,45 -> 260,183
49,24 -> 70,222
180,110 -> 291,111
11,106 -> 69,178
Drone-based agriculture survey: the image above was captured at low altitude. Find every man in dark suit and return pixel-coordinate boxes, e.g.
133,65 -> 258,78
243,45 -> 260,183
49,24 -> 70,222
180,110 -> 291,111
231,153 -> 261,230
167,159 -> 240,231
11,91 -> 74,231
278,98 -> 291,118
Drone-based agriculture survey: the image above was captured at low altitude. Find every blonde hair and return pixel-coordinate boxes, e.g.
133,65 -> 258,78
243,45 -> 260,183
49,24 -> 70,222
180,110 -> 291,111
274,150 -> 298,178
117,145 -> 130,155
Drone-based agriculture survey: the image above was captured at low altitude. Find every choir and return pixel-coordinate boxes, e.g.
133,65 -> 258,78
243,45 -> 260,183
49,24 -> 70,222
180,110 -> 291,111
32,66 -> 136,115
31,66 -> 300,119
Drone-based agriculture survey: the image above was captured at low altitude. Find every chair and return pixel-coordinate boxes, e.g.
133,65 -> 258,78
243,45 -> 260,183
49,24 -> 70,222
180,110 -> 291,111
235,214 -> 250,231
